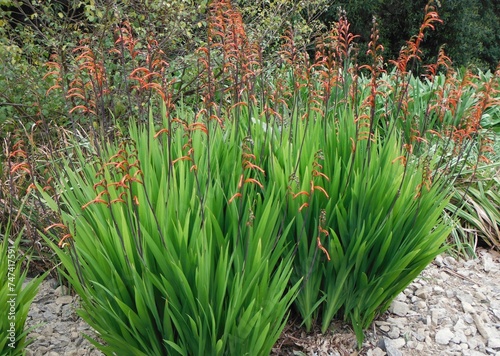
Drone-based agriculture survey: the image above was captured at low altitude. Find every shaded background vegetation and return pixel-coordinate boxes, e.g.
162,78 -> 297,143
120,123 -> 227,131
320,0 -> 500,71
1,0 -> 499,69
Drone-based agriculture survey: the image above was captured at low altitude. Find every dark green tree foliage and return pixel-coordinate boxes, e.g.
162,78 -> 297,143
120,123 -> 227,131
427,0 -> 500,69
320,0 -> 500,70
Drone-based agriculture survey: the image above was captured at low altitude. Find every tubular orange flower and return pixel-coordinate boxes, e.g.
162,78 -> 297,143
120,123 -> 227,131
317,236 -> 331,261
299,203 -> 309,212
314,186 -> 329,198
82,198 -> 108,210
44,223 -> 67,232
391,156 -> 407,165
237,174 -> 244,189
10,163 -> 31,174
58,234 -> 73,248
243,161 -> 265,174
312,170 -> 330,181
228,193 -> 242,204
8,149 -> 26,158
244,178 -> 263,188
172,156 -> 193,164
154,128 -> 169,138
292,191 -> 309,199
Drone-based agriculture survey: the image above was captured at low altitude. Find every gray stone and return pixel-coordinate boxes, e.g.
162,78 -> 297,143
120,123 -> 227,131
382,337 -> 403,356
434,255 -> 444,267
431,308 -> 445,325
388,326 -> 400,339
483,255 -> 495,272
444,256 -> 457,266
379,324 -> 391,332
416,300 -> 426,309
414,287 -> 429,299
435,328 -> 455,345
367,348 -> 386,356
386,317 -> 406,329
55,295 -> 73,305
489,338 -> 500,349
457,292 -> 475,304
395,292 -> 407,301
451,329 -> 467,344
462,301 -> 476,314
389,301 -> 410,316
472,313 -> 490,339
474,291 -> 488,302
433,286 -> 445,294
54,285 -> 70,296
415,328 -> 426,341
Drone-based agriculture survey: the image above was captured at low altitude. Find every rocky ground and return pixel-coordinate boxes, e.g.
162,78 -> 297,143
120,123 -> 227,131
24,248 -> 500,356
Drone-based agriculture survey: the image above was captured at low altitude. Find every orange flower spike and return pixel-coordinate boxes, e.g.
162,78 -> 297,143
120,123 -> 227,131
190,122 -> 208,134
228,193 -> 242,204
172,156 -> 193,165
312,185 -> 329,198
244,178 -> 263,188
69,105 -> 89,114
237,174 -> 244,189
10,162 -> 31,174
108,180 -> 128,189
243,161 -> 265,174
125,174 -> 142,185
403,144 -> 413,154
26,183 -> 37,193
45,223 -> 67,232
154,128 -> 169,138
95,190 -> 110,200
298,203 -> 309,212
8,149 -> 27,158
292,191 -> 309,199
392,156 -> 407,165
312,170 -> 330,181
319,226 -> 329,236
114,161 -> 130,171
82,198 -> 108,210
46,84 -> 62,96
129,67 -> 151,78
317,236 -> 331,261
58,234 -> 73,248
242,153 -> 256,160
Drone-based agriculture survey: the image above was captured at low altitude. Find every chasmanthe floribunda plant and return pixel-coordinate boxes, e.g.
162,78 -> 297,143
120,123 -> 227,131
37,0 -> 494,351
40,110 -> 299,355
265,105 -> 452,345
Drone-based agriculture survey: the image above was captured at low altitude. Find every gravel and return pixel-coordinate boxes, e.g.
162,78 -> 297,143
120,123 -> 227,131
25,248 -> 500,355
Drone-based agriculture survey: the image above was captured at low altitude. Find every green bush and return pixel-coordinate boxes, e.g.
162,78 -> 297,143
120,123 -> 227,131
264,102 -> 452,344
0,221 -> 46,355
40,106 -> 299,355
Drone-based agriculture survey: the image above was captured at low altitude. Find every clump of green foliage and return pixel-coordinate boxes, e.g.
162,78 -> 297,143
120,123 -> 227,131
0,221 -> 46,355
2,0 -> 499,353
40,110 -> 299,355
38,0 -> 499,349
